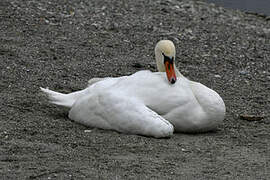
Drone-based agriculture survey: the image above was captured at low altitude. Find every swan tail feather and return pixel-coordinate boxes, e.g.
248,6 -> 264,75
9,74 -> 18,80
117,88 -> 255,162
40,87 -> 78,108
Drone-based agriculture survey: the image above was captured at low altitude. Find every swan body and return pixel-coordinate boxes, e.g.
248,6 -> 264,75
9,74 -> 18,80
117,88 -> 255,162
41,40 -> 225,138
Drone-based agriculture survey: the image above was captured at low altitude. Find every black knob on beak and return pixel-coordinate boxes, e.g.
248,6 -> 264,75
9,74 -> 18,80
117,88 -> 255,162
170,78 -> 176,84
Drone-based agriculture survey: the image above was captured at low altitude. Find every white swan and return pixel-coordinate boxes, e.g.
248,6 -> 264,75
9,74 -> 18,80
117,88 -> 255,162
40,40 -> 225,138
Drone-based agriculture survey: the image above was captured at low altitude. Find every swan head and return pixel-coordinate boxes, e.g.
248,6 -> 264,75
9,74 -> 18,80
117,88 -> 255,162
155,40 -> 177,84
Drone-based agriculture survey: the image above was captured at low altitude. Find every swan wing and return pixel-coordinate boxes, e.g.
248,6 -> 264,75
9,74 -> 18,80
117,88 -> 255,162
68,91 -> 174,138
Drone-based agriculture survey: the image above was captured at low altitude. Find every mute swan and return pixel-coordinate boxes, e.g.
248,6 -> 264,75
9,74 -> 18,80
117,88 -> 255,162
41,40 -> 225,138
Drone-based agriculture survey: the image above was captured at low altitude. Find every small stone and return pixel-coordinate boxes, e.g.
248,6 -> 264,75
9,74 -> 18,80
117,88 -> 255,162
239,114 -> 264,121
84,129 -> 92,133
185,29 -> 193,34
181,148 -> 190,152
202,53 -> 210,57
214,74 -> 221,78
239,70 -> 248,75
44,19 -> 49,24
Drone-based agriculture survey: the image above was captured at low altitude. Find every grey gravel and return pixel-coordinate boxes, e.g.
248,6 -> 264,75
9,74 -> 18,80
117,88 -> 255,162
0,0 -> 269,179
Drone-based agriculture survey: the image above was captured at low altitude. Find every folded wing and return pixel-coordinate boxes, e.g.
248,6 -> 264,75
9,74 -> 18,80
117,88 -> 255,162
69,91 -> 174,138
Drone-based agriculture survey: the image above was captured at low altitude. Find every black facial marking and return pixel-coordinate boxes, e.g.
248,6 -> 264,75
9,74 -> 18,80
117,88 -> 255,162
162,53 -> 174,64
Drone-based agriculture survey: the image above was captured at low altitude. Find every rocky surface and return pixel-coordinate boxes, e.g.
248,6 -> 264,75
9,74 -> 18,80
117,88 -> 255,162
0,0 -> 269,179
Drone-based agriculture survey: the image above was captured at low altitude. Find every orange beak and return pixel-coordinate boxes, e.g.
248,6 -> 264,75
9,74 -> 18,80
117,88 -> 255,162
165,61 -> 177,84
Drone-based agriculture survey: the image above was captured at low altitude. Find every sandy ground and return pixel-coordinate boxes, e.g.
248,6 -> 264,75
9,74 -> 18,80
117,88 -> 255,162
0,0 -> 269,179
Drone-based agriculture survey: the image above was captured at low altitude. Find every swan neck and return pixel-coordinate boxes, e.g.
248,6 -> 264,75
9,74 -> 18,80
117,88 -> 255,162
174,64 -> 183,77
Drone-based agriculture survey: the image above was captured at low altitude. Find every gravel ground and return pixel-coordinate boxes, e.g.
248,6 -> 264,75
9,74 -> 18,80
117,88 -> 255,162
0,0 -> 269,179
